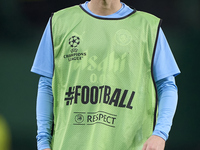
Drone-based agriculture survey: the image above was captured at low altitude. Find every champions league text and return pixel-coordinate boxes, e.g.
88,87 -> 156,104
64,85 -> 135,109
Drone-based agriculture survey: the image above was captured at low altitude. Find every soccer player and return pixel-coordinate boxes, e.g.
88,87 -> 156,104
31,0 -> 180,150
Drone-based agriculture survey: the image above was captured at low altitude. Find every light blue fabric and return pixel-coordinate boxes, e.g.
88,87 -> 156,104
153,76 -> 178,140
32,20 -> 53,78
36,77 -> 53,150
153,29 -> 180,81
32,2 -> 180,150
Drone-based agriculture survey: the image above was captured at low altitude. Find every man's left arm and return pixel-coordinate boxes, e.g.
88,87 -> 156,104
142,76 -> 178,150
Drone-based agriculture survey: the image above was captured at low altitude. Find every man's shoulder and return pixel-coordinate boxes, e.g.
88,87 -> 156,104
136,10 -> 159,19
131,10 -> 160,24
53,5 -> 82,19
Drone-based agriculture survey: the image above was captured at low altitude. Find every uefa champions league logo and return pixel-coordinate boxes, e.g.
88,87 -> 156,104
69,36 -> 80,48
68,36 -> 80,53
64,35 -> 86,61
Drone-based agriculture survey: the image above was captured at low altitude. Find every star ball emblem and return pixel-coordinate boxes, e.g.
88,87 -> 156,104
69,36 -> 80,48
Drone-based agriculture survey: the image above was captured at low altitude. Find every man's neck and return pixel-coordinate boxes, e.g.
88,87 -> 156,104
88,0 -> 122,16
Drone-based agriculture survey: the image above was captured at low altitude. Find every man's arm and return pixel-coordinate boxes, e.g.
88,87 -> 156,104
36,76 -> 53,150
142,76 -> 178,150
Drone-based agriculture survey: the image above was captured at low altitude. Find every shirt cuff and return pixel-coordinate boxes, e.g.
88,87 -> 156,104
152,130 -> 168,141
36,134 -> 52,150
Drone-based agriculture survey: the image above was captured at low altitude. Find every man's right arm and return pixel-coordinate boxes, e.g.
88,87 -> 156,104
31,17 -> 54,150
36,76 -> 53,150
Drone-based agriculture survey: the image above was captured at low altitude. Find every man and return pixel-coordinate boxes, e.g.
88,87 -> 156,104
31,0 -> 180,150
